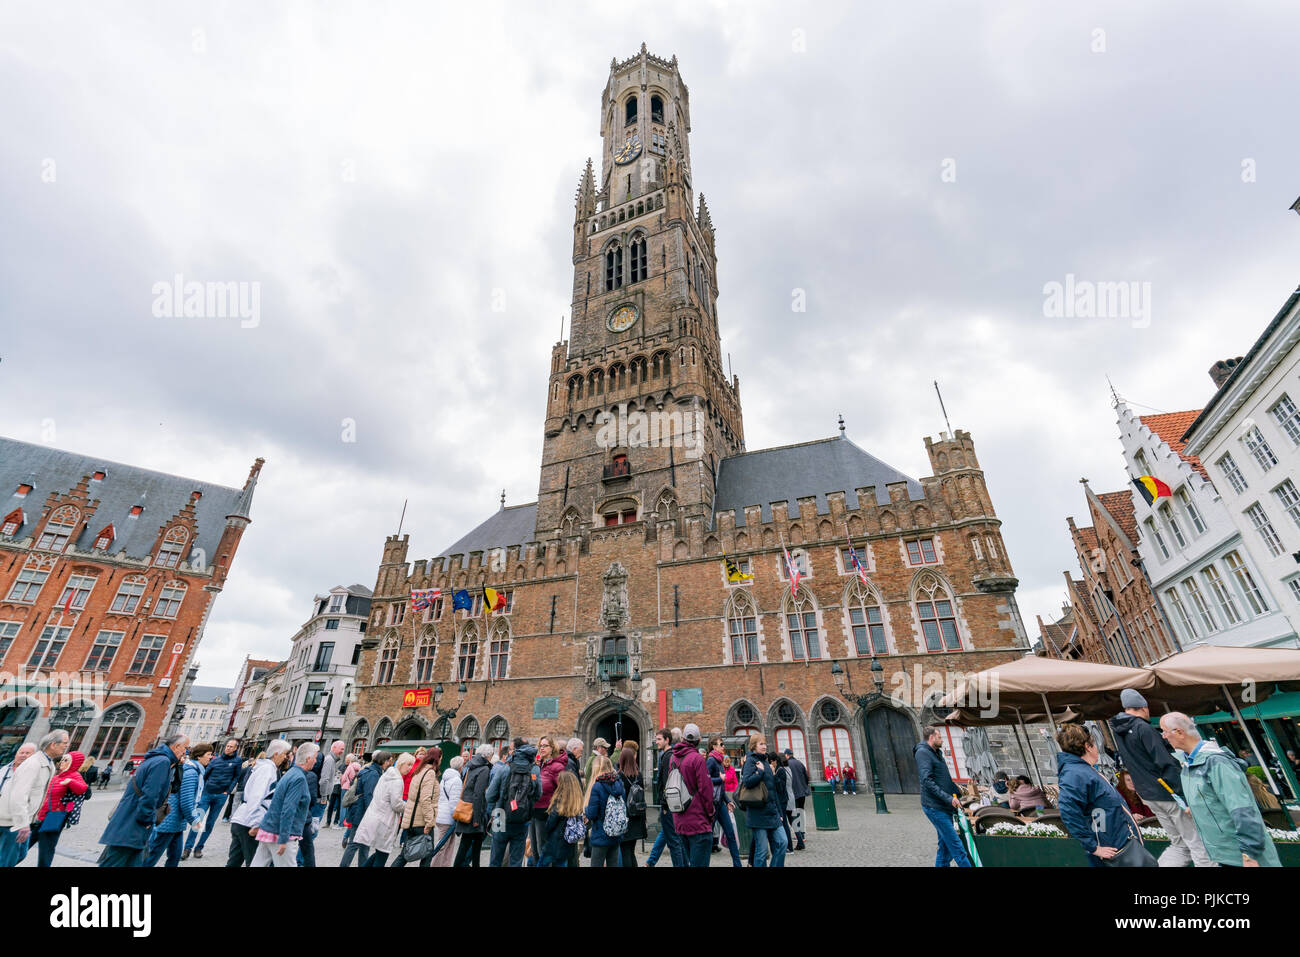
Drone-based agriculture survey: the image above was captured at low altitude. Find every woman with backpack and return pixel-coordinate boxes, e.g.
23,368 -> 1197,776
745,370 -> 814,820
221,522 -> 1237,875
452,744 -> 494,867
615,746 -> 645,867
740,733 -> 787,867
582,754 -> 627,868
541,771 -> 584,866
393,746 -> 440,867
34,750 -> 89,867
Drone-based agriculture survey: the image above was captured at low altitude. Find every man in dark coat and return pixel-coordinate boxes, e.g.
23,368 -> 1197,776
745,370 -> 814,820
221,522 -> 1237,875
488,738 -> 539,867
784,747 -> 811,850
1112,689 -> 1212,866
914,726 -> 970,867
98,735 -> 187,866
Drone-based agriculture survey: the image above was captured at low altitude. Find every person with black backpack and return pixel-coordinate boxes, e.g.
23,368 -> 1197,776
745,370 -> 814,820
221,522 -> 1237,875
615,746 -> 645,867
488,738 -> 539,867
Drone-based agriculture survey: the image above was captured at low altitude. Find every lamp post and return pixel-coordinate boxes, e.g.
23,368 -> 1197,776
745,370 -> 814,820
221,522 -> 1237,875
431,681 -> 467,742
608,668 -> 642,743
831,658 -> 889,814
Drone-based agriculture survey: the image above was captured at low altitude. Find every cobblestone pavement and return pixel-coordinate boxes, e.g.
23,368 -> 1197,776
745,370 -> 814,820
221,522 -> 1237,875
23,783 -> 937,867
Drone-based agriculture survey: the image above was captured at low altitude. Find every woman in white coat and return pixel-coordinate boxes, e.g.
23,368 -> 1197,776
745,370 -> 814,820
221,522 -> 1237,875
352,752 -> 414,866
430,754 -> 464,867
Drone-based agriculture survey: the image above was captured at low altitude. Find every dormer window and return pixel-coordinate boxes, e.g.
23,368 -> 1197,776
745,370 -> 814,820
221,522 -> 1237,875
1,508 -> 22,536
329,593 -> 345,614
190,490 -> 202,501
14,484 -> 32,497
155,526 -> 189,568
92,471 -> 106,482
36,506 -> 79,552
93,524 -> 115,550
129,505 -> 144,517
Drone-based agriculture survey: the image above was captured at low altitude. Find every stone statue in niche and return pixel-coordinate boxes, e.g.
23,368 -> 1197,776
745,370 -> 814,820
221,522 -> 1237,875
600,561 -> 629,632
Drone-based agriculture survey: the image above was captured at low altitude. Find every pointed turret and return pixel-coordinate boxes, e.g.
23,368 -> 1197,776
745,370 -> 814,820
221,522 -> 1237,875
697,193 -> 713,232
575,158 -> 596,221
227,457 -> 264,521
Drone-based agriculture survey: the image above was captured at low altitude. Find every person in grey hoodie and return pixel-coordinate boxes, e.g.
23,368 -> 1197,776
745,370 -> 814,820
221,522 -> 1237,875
1112,688 -> 1213,866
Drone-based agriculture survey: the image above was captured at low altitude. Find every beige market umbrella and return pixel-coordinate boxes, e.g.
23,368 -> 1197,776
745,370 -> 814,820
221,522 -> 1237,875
1144,644 -> 1300,796
939,655 -> 1153,723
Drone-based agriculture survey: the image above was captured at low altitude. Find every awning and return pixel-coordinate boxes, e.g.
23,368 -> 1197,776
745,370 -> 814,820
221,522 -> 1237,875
1194,689 -> 1300,725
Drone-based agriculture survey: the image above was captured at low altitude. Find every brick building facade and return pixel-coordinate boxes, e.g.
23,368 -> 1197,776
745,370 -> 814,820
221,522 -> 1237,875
0,438 -> 260,765
343,48 -> 1030,790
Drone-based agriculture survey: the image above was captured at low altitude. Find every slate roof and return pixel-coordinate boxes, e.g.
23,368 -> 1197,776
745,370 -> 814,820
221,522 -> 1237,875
439,503 -> 539,557
187,685 -> 232,704
1140,411 -> 1208,478
0,437 -> 255,563
1094,490 -> 1139,545
713,435 -> 925,527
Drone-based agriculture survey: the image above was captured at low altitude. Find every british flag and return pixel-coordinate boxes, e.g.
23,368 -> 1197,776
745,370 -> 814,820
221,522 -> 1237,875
410,588 -> 441,611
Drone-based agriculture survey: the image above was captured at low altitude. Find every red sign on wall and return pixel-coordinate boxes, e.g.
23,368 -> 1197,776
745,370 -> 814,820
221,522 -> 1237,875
402,688 -> 432,708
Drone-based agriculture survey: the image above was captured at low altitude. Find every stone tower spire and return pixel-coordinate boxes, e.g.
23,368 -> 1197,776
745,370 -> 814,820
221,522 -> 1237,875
575,158 -> 596,221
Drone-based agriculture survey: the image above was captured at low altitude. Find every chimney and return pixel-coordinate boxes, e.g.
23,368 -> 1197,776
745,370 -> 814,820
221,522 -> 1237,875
1209,357 -> 1244,389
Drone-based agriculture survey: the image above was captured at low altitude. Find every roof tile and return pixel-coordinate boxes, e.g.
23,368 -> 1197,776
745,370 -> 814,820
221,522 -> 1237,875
1140,411 -> 1208,478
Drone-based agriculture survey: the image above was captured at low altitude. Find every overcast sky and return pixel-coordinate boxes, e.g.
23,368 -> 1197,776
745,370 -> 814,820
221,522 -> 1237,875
3,1 -> 1300,686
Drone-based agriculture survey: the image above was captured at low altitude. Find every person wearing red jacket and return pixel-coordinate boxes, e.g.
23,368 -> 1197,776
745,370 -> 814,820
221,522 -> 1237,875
668,725 -> 716,867
35,750 -> 88,867
529,735 -> 567,866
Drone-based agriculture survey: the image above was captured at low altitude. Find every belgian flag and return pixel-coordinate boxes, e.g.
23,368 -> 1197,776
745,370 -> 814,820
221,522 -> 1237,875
1132,475 -> 1172,505
482,585 -> 507,615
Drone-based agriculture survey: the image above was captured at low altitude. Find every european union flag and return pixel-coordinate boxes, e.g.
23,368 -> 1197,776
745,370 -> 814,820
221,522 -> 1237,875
452,589 -> 473,611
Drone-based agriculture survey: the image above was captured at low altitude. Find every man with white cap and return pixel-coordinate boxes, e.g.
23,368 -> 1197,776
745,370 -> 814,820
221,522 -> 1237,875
1112,688 -> 1213,867
667,723 -> 716,867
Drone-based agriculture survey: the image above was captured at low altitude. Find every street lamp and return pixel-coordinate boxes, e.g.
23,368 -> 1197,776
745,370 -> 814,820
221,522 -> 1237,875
609,668 -> 642,742
831,657 -> 890,814
432,681 -> 467,740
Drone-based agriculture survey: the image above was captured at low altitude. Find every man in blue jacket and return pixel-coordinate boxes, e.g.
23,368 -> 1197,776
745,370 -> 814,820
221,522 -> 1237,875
1056,723 -> 1156,867
98,734 -> 187,867
252,742 -> 319,867
183,737 -> 241,860
913,726 -> 970,867
487,738 -> 540,867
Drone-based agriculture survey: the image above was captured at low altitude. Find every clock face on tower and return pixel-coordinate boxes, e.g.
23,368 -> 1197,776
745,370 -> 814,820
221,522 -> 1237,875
614,134 -> 642,165
607,304 -> 638,333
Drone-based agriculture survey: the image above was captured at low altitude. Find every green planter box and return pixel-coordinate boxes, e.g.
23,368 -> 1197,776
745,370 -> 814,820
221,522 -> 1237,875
972,834 -> 1300,867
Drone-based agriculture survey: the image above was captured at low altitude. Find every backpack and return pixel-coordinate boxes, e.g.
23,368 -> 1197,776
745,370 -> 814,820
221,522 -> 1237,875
504,766 -> 536,824
663,756 -> 693,813
626,777 -> 647,816
602,790 -> 629,837
563,815 -> 586,844
342,770 -> 366,809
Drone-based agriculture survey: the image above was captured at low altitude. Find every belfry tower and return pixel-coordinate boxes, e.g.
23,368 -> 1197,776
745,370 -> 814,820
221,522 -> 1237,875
537,45 -> 745,542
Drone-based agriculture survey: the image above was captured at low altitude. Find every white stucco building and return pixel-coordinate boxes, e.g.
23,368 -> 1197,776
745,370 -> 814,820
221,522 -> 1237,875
1180,284 -> 1300,647
265,584 -> 371,747
176,685 -> 232,747
1117,400 -> 1295,652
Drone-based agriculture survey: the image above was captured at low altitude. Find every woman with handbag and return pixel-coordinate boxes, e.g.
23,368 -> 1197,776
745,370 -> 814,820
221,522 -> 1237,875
431,755 -> 464,867
352,752 -> 414,867
739,733 -> 787,867
34,750 -> 89,867
393,747 -> 440,867
452,744 -> 494,867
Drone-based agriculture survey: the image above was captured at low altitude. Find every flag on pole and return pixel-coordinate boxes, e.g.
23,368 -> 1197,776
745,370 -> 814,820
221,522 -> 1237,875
451,589 -> 473,612
724,556 -> 754,582
482,585 -> 507,615
844,527 -> 869,585
781,538 -> 801,596
410,588 -> 441,611
1131,475 -> 1172,505
62,587 -> 74,616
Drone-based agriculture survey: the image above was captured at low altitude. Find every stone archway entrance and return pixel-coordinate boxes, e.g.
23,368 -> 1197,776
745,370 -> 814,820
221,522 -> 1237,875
576,696 -> 652,766
864,704 -> 921,794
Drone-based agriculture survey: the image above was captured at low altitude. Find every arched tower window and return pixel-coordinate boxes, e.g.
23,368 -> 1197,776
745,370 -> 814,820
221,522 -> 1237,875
625,95 -> 637,126
650,94 -> 664,125
605,243 -> 623,291
630,236 -> 648,283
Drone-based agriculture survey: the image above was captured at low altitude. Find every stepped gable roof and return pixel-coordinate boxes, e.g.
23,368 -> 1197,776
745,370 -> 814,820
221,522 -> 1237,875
713,435 -> 925,528
439,502 -> 539,557
1094,491 -> 1139,545
1075,525 -> 1100,551
1140,411 -> 1208,478
0,436 -> 252,563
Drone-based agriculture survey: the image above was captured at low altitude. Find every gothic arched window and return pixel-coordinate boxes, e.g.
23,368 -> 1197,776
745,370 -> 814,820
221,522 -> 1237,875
784,595 -> 821,661
37,506 -> 79,552
915,573 -> 962,652
376,637 -> 399,684
155,525 -> 189,568
625,95 -> 637,125
650,94 -> 664,125
457,622 -> 479,681
415,636 -> 436,683
845,582 -> 889,656
488,618 -> 510,679
605,243 -> 623,291
726,590 -> 759,665
630,236 -> 648,283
